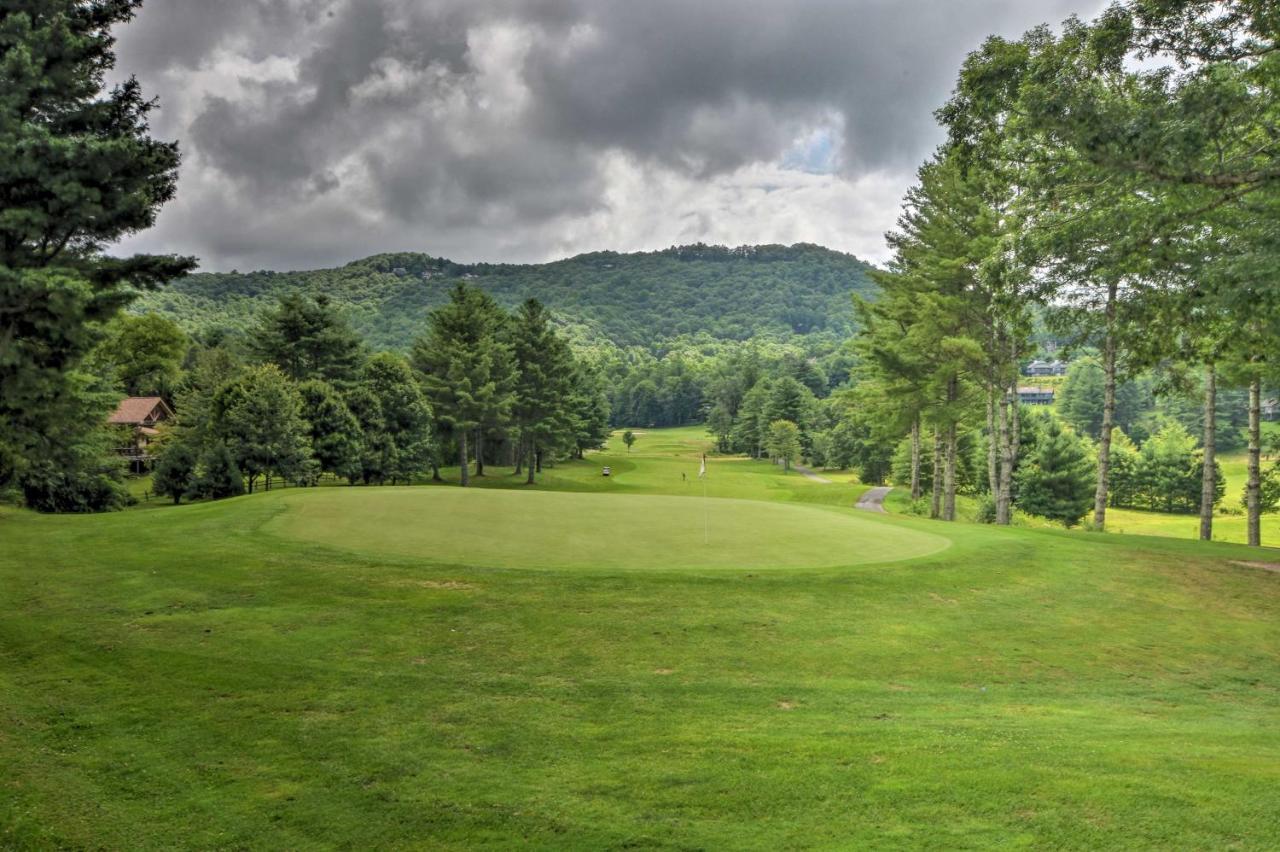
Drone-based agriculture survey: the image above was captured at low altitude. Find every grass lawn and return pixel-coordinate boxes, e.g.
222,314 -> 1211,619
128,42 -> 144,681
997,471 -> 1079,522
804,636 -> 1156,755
3,428 -> 1279,848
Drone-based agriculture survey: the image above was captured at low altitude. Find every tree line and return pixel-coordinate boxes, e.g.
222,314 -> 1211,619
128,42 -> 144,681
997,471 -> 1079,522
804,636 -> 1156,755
852,0 -> 1280,542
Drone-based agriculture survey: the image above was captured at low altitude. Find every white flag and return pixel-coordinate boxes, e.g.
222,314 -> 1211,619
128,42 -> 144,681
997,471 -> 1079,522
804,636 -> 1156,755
699,454 -> 707,478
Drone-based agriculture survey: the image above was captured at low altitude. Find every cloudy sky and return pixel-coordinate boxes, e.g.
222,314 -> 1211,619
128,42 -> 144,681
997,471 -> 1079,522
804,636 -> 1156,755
111,0 -> 1102,272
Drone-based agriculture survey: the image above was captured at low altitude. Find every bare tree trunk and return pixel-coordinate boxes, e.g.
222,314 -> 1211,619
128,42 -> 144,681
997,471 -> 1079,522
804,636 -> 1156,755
514,435 -> 524,475
910,415 -> 922,501
526,439 -> 536,485
986,384 -> 999,497
1247,375 -> 1262,547
943,422 -> 957,521
458,430 -> 470,487
475,429 -> 485,476
1200,362 -> 1217,541
996,389 -> 1013,525
431,462 -> 443,482
930,428 -> 942,519
1092,282 -> 1119,529
536,448 -> 543,473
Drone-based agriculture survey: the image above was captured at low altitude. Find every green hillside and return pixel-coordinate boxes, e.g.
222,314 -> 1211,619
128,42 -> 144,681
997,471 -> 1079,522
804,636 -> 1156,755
133,243 -> 877,351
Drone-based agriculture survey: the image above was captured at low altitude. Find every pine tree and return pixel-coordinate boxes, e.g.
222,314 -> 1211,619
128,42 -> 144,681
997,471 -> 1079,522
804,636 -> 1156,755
412,284 -> 513,486
0,1 -> 194,494
1014,419 -> 1096,528
508,299 -> 574,482
151,437 -> 197,504
252,293 -> 365,389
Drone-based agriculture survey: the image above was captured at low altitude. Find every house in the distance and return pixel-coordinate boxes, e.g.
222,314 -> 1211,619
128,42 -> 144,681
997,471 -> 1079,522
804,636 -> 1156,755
108,396 -> 174,471
1022,359 -> 1068,377
1017,386 -> 1055,406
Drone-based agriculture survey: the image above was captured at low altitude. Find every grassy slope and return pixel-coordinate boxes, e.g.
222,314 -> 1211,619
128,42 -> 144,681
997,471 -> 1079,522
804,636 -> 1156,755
2,428 -> 1279,849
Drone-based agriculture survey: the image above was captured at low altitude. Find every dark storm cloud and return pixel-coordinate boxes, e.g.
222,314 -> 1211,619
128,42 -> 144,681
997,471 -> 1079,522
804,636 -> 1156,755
111,0 -> 1102,270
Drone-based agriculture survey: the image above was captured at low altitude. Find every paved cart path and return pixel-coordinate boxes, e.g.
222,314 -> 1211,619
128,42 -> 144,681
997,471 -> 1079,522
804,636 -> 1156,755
856,486 -> 892,513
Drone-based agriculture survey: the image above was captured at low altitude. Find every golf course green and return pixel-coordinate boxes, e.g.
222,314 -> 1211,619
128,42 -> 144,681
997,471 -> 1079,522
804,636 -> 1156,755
2,427 -> 1278,849
264,488 -> 951,570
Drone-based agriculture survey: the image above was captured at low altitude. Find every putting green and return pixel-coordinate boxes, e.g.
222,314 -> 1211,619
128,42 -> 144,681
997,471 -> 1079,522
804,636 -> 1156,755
263,487 -> 951,570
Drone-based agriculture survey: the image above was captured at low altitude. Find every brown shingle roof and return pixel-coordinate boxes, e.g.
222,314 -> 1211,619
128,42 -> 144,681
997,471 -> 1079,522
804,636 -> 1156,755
107,397 -> 171,425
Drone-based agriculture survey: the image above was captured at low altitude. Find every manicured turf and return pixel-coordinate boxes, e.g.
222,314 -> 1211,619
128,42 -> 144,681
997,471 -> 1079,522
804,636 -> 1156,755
3,428 -> 1279,849
265,488 -> 950,571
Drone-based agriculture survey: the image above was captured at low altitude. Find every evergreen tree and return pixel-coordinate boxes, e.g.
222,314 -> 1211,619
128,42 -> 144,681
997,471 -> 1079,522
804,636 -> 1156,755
252,293 -> 365,388
566,362 -> 612,459
0,1 -> 194,493
412,284 -> 513,486
1014,419 -> 1096,527
508,299 -> 575,482
152,438 -> 197,504
188,442 -> 244,500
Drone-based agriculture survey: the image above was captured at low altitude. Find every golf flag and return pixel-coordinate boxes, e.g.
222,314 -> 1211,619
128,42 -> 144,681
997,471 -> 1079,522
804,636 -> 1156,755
699,454 -> 707,478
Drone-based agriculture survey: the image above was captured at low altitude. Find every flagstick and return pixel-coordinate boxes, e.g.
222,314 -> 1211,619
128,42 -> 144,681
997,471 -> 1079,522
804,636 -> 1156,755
703,472 -> 709,545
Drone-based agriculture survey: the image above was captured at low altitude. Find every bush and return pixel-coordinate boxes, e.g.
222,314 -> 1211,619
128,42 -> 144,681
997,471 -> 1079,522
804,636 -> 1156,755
975,495 -> 997,524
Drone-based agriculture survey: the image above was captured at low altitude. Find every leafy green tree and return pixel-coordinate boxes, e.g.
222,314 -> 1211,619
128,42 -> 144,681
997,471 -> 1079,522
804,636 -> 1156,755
97,313 -> 188,397
706,402 -> 734,453
622,430 -> 636,452
1014,419 -> 1096,527
152,438 -> 197,504
362,353 -> 434,484
298,379 -> 362,482
252,293 -> 365,388
412,284 -> 512,486
211,365 -> 312,493
0,1 -> 194,491
766,419 -> 802,472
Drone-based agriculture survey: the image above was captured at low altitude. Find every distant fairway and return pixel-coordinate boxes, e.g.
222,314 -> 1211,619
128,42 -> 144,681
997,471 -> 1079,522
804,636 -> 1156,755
264,488 -> 951,570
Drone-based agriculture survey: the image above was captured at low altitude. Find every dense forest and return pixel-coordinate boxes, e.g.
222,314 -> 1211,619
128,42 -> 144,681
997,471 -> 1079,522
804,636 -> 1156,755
133,243 -> 876,352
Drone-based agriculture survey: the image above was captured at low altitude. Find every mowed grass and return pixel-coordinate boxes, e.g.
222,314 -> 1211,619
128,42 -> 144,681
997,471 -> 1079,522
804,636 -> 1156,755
2,428 -> 1280,848
265,489 -> 950,571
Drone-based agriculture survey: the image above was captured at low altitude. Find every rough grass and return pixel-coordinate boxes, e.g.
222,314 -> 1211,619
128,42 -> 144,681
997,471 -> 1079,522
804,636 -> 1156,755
2,427 -> 1279,849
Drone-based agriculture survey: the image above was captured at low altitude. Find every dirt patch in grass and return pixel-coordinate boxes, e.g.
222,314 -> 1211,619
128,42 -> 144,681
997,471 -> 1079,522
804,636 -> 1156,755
1229,560 -> 1280,574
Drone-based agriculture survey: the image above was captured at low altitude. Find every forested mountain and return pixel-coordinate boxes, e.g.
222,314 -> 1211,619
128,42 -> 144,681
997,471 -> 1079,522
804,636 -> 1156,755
134,243 -> 876,351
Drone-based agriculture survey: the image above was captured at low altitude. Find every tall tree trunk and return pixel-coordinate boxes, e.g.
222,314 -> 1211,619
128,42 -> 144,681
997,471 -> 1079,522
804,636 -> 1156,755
986,384 -> 999,497
475,429 -> 485,476
1092,281 -> 1119,529
996,389 -> 1013,525
910,415 -> 922,501
930,429 -> 942,519
943,421 -> 957,521
526,439 -> 536,485
1200,362 -> 1217,541
536,449 -> 543,473
458,430 -> 470,487
514,435 -> 524,475
1247,375 -> 1262,547
431,462 -> 442,482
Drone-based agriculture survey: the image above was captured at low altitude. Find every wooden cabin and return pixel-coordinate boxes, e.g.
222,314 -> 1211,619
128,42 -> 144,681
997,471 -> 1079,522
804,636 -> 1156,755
108,396 -> 174,471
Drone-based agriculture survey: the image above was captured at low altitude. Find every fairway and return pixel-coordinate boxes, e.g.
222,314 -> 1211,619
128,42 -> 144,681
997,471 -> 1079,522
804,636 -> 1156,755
263,487 -> 951,570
